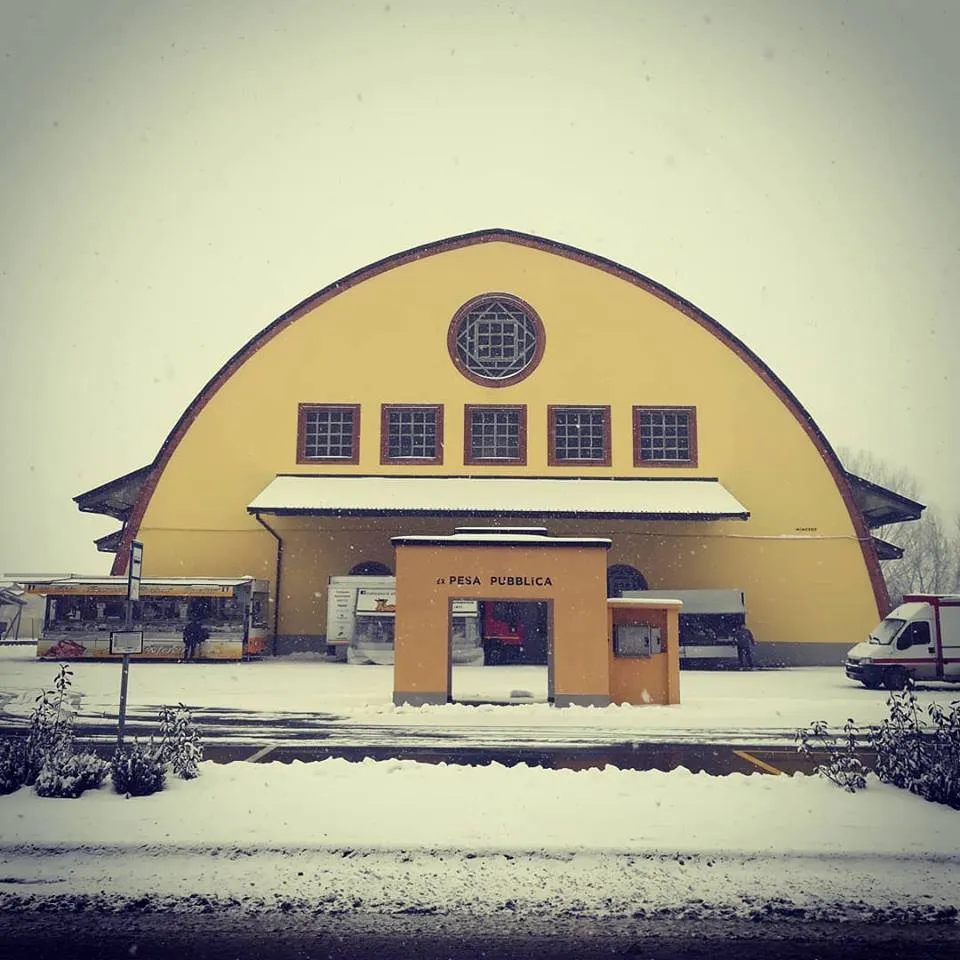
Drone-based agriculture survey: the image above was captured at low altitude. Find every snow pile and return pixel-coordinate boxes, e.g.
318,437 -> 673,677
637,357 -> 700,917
1,757 -> 959,923
4,757 -> 959,857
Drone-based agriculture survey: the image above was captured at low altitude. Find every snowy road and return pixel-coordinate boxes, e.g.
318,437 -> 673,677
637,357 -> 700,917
2,651 -> 958,749
2,909 -> 958,959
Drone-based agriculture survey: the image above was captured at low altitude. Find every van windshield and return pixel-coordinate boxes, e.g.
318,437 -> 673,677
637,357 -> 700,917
869,618 -> 905,645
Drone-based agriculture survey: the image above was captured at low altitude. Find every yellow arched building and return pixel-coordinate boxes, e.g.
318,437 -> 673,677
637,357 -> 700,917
75,230 -> 921,665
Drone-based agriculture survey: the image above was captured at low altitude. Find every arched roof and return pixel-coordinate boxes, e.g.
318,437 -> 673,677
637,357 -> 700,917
109,228 -> 887,615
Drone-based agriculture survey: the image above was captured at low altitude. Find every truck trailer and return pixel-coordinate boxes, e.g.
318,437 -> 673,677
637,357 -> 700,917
622,589 -> 746,661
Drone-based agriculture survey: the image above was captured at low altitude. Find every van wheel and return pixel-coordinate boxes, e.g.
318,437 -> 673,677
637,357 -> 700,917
883,667 -> 908,691
861,679 -> 883,690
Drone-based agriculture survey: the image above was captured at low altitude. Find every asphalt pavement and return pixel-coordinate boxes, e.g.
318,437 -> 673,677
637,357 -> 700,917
1,911 -> 957,960
0,703 -> 868,777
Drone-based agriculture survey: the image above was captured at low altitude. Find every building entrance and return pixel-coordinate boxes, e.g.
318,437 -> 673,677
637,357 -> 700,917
450,598 -> 552,704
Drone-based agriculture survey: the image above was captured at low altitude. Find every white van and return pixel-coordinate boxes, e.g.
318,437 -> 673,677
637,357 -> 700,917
845,594 -> 960,690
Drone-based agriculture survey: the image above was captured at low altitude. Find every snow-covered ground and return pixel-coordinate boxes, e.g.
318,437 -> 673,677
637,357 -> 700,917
2,646 -> 959,744
1,646 -> 958,932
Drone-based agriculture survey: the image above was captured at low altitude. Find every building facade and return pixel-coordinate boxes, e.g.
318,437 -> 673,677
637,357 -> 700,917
76,230 -> 923,664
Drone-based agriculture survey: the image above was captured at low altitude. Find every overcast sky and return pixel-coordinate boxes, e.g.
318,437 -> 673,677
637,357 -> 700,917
2,0 -> 958,575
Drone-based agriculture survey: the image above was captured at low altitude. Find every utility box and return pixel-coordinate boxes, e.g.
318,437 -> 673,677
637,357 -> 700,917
607,597 -> 682,705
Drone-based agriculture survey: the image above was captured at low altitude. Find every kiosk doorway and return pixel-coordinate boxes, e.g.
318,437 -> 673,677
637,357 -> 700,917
450,598 -> 553,704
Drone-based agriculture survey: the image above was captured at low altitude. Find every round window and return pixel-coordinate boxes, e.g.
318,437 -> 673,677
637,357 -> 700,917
447,293 -> 545,387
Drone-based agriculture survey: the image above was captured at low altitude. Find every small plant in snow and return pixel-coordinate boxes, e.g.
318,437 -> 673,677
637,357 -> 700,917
26,664 -> 76,782
923,699 -> 960,808
158,703 -> 204,780
0,739 -> 32,795
873,684 -> 927,791
874,685 -> 960,810
34,750 -> 110,799
2,669 -> 207,800
799,681 -> 960,809
0,665 -> 112,799
111,741 -> 167,797
795,718 -> 868,793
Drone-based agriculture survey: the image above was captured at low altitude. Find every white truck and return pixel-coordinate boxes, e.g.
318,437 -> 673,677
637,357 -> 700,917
845,594 -> 960,690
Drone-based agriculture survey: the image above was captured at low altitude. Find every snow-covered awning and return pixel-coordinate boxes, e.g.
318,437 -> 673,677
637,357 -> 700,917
845,473 -> 925,528
872,536 -> 905,561
247,475 -> 749,521
73,465 -> 153,521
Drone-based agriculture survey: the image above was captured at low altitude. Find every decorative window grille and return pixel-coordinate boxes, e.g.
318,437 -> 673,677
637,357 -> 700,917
551,407 -> 609,463
467,406 -> 525,462
450,295 -> 543,385
635,407 -> 695,464
384,406 -> 440,462
299,405 -> 358,462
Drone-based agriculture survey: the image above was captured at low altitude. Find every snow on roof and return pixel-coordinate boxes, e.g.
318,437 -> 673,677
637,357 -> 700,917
247,475 -> 749,519
392,529 -> 612,548
8,575 -> 260,591
625,589 -> 745,614
607,596 -> 683,608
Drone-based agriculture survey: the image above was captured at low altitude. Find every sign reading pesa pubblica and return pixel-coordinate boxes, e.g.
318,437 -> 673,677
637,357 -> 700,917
438,575 -> 555,586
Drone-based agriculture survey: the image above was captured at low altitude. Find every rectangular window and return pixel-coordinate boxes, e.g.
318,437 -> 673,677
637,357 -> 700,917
548,405 -> 611,466
380,405 -> 443,465
297,404 -> 360,464
633,406 -> 697,466
464,405 -> 526,465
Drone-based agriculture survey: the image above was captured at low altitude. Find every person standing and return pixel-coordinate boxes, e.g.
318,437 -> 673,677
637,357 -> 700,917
735,622 -> 755,670
182,617 -> 207,661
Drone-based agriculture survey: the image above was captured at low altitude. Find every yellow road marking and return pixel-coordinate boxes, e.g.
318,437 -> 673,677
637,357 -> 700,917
733,749 -> 784,775
246,744 -> 277,763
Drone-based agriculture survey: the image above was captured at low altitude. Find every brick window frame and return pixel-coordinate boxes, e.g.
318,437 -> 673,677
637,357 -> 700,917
633,406 -> 698,467
547,405 -> 611,467
297,404 -> 361,464
380,404 -> 444,466
464,405 -> 527,466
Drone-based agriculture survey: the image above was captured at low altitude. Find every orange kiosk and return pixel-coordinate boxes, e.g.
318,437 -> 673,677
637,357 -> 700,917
391,527 -> 681,707
608,597 -> 682,706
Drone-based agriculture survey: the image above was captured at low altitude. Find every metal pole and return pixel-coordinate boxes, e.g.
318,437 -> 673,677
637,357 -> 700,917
117,539 -> 143,747
117,654 -> 130,746
117,596 -> 133,747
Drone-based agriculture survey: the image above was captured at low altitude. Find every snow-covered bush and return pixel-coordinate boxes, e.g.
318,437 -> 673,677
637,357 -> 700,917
2,665 -> 105,798
0,666 -> 111,799
6,669 -> 206,800
25,664 -> 76,784
158,703 -> 204,780
795,718 -> 868,792
0,739 -> 31,795
111,703 -> 203,797
874,686 -> 960,810
798,683 -> 960,809
33,749 -> 110,799
111,742 -> 167,797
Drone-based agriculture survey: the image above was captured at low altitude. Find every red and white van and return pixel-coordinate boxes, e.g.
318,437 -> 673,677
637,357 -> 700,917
845,594 -> 960,690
